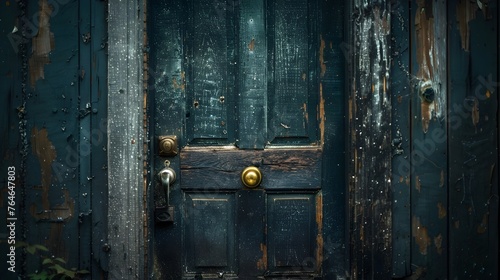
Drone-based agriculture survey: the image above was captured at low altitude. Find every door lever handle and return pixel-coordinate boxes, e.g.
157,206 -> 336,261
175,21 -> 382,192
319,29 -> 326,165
155,167 -> 176,223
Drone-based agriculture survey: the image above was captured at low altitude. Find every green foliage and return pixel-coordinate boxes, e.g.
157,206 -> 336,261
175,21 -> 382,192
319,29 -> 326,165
15,242 -> 90,280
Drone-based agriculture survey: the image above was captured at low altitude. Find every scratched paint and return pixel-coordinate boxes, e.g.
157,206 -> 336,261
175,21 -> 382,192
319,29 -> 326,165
414,0 -> 447,133
456,0 -> 491,51
29,0 -> 55,88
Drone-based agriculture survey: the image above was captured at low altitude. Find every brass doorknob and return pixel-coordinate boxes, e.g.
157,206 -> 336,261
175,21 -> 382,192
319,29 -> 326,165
241,166 -> 262,188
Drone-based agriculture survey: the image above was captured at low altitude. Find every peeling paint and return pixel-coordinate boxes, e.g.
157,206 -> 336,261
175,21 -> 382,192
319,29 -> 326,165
412,216 -> 431,255
318,83 -> 325,145
455,0 -> 491,51
31,127 -> 56,209
434,234 -> 443,255
316,193 -> 323,271
256,243 -> 267,270
319,35 -> 326,77
437,202 -> 446,219
29,0 -> 55,88
248,38 -> 255,51
414,0 -> 447,132
477,212 -> 489,233
415,176 -> 421,192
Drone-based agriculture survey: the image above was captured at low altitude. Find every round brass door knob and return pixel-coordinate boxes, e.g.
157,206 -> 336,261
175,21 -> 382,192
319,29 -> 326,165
241,166 -> 262,188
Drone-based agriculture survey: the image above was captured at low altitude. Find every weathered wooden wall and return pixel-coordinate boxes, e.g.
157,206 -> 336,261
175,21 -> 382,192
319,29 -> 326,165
1,1 -> 108,279
350,0 -> 499,279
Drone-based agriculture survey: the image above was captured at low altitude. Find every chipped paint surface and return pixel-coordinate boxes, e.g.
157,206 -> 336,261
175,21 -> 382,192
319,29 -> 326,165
414,0 -> 447,132
437,202 -> 447,219
319,83 -> 325,145
477,213 -> 489,233
256,243 -> 267,270
456,0 -> 491,51
31,127 -> 56,209
319,35 -> 326,77
434,234 -> 443,255
248,38 -> 255,51
412,217 -> 431,255
415,176 -> 421,192
29,0 -> 55,88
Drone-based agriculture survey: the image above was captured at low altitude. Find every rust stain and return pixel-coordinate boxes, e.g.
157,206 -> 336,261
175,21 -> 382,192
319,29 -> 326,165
477,212 -> 489,234
412,216 -> 431,255
31,127 -> 56,209
248,38 -> 255,51
415,176 -> 421,192
29,0 -> 55,88
437,202 -> 446,219
319,35 -> 326,77
434,234 -> 443,255
316,193 -> 323,271
256,243 -> 268,270
318,83 -> 325,145
471,97 -> 479,131
397,95 -> 403,104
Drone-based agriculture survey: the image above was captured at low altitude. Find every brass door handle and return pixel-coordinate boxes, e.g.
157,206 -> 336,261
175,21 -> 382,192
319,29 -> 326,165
241,166 -> 262,188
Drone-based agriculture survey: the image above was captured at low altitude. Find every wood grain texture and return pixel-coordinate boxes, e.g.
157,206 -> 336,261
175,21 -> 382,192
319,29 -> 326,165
448,1 -> 499,278
238,0 -> 267,149
410,1 -> 448,278
268,0 -> 312,142
107,0 -> 145,278
187,0 -> 234,143
349,1 -> 392,278
180,148 -> 322,190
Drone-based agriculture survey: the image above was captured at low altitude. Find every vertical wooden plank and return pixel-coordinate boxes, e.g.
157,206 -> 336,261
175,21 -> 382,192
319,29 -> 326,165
0,2 -> 23,280
90,0 -> 109,277
449,0 -> 499,278
23,0 -> 81,276
349,1 -> 392,278
320,0 -> 346,278
238,0 -> 267,149
149,0 -> 185,278
390,0 -> 412,277
410,0 -> 447,278
78,0 -> 92,273
107,0 -> 145,278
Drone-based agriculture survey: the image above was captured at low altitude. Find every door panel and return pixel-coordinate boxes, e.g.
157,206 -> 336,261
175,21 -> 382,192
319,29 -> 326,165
150,0 -> 338,278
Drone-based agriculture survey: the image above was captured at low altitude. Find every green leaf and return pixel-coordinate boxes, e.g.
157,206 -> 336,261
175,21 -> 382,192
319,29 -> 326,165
51,264 -> 67,275
34,244 -> 49,251
42,258 -> 53,265
53,257 -> 67,264
26,245 -> 36,255
63,270 -> 75,278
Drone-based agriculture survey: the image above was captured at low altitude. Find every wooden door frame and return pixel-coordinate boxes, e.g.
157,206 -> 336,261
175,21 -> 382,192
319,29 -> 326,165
106,0 -> 148,279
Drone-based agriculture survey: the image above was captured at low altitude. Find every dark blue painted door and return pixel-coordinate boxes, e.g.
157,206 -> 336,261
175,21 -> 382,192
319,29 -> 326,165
149,0 -> 346,279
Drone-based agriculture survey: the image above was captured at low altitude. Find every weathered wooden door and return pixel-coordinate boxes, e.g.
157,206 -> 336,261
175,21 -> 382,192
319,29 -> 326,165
149,0 -> 345,278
